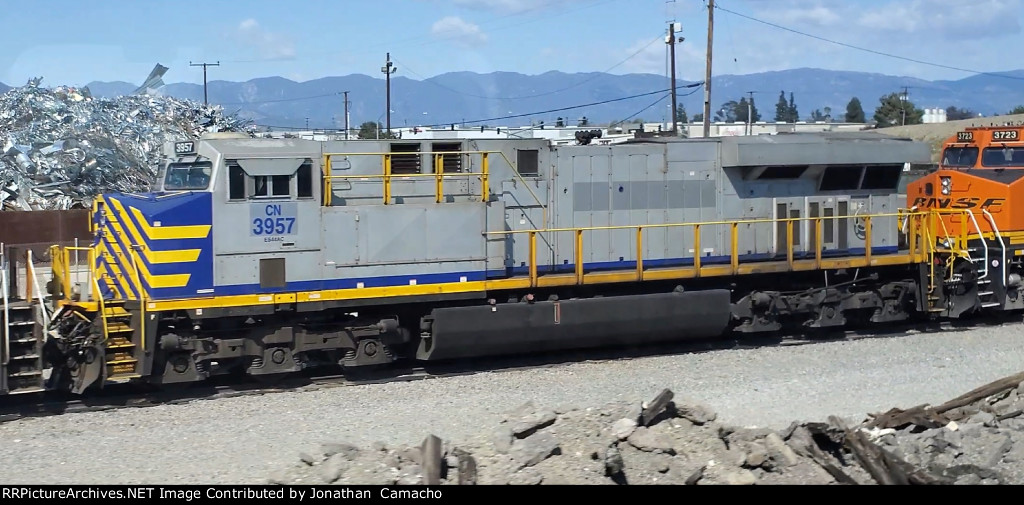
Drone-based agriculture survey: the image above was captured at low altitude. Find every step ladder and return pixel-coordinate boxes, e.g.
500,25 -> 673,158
1,302 -> 46,394
979,210 -> 1006,309
100,301 -> 141,382
960,210 -> 1004,310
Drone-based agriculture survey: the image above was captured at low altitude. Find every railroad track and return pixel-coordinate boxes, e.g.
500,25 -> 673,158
1,314 -> 1019,424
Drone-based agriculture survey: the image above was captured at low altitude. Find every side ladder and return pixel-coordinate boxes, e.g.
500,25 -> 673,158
101,300 -> 142,382
2,247 -> 47,394
1,302 -> 46,394
977,210 -> 1005,309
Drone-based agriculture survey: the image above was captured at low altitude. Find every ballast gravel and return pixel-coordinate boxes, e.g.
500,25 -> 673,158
1,324 -> 1023,484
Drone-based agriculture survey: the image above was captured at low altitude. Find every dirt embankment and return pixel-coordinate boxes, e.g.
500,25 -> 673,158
877,114 -> 1024,162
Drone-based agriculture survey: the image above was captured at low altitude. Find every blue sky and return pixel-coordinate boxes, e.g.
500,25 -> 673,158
3,0 -> 1023,87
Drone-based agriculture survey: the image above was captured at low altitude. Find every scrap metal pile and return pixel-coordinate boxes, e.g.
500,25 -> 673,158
0,78 -> 255,211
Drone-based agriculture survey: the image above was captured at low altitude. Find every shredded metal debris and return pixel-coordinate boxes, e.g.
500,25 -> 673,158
0,78 -> 255,211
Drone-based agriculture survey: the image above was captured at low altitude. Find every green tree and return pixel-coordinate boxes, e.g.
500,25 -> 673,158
675,105 -> 688,124
692,113 -> 704,123
1010,105 -> 1024,115
810,109 -> 827,121
945,106 -> 975,121
735,97 -> 761,122
357,121 -> 396,139
845,97 -> 866,123
775,90 -> 788,122
873,93 -> 924,127
715,101 -> 738,122
787,93 -> 799,123
735,97 -> 749,122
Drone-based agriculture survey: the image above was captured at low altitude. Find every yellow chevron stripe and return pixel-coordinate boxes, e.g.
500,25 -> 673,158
115,199 -> 211,240
101,202 -> 191,289
106,198 -> 202,263
97,261 -> 123,300
97,238 -> 136,300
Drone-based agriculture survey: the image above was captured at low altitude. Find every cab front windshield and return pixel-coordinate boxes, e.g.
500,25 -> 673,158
163,162 -> 213,190
941,147 -> 978,168
982,147 -> 1024,168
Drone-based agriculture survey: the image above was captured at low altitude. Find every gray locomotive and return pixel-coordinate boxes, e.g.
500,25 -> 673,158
28,131 -> 939,393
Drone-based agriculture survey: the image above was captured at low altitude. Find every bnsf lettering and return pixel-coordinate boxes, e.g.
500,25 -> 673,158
911,197 -> 1005,209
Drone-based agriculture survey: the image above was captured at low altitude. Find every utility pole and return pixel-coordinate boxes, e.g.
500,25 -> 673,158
382,53 -> 397,135
702,0 -> 714,138
343,91 -> 351,140
745,91 -> 756,135
667,22 -> 682,136
190,61 -> 220,105
900,86 -> 909,126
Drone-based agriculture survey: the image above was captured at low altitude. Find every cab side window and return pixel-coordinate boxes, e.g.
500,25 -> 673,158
226,158 -> 314,200
228,164 -> 245,200
297,162 -> 313,198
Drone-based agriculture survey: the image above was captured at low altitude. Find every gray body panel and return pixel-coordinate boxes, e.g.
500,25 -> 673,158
174,132 -> 929,298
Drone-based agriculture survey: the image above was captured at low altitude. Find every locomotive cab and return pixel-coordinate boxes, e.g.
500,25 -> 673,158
907,128 -> 1024,317
154,134 -> 253,194
938,126 -> 1024,170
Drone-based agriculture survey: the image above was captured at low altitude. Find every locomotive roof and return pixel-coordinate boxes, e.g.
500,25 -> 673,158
623,131 -> 931,168
623,131 -> 916,145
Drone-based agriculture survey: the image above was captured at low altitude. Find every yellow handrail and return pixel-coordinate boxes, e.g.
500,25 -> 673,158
92,275 -> 108,340
484,210 -> 956,288
487,210 -> 924,235
61,246 -> 99,303
322,150 -> 498,206
130,246 -> 146,353
321,149 -> 550,257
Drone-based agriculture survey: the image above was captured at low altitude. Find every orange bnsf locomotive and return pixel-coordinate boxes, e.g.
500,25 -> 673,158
908,125 -> 1024,317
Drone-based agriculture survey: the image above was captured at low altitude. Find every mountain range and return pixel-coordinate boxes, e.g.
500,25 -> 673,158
2,68 -> 1023,129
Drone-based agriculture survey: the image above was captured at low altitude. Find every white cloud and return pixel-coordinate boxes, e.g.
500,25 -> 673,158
768,5 -> 841,26
621,37 -> 704,78
857,0 -> 1021,40
235,18 -> 296,60
450,0 -> 558,14
745,0 -> 841,26
431,16 -> 488,46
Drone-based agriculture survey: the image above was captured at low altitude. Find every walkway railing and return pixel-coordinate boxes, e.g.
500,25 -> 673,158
322,150 -> 545,210
487,210 -> 962,289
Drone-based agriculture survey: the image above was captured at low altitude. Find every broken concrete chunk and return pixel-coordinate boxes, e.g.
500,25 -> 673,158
420,435 -> 443,485
640,389 -> 674,426
511,432 -> 561,468
512,410 -> 557,438
764,433 -> 799,467
627,427 -> 676,454
676,402 -> 717,425
611,418 -> 638,440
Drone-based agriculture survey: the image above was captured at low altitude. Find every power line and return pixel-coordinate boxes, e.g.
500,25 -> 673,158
714,4 -> 1024,82
253,82 -> 704,131
220,91 -> 342,106
393,34 -> 664,101
437,82 -> 703,128
610,83 -> 704,129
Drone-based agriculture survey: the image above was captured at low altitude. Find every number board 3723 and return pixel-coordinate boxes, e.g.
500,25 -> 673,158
250,203 -> 298,240
992,130 -> 1020,141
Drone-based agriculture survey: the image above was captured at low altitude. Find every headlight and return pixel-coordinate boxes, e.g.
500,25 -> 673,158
940,176 -> 952,195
